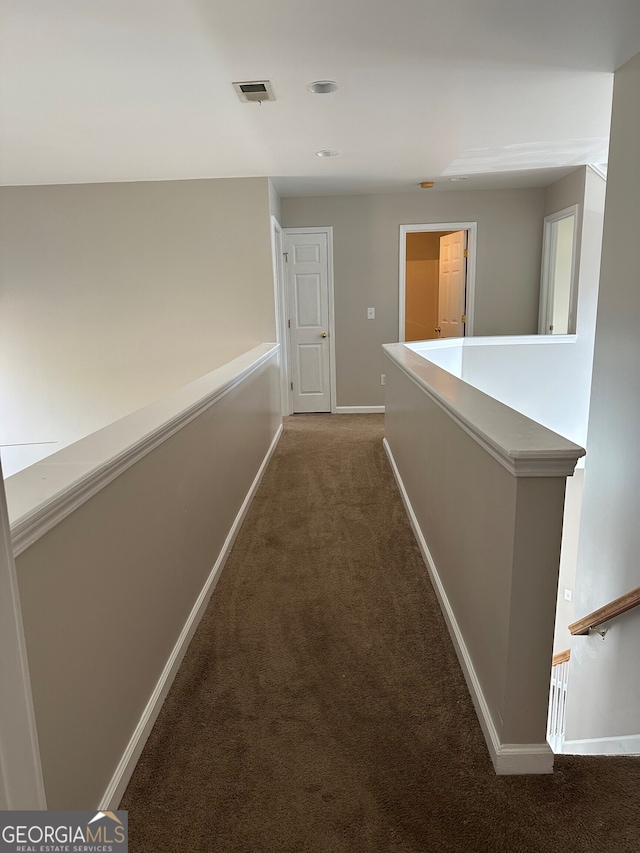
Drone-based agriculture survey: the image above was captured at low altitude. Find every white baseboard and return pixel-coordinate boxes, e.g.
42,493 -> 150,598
561,733 -> 640,756
335,406 -> 385,414
383,437 -> 554,776
493,743 -> 554,774
100,423 -> 283,810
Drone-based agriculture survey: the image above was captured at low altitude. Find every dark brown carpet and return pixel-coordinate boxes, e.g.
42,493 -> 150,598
121,414 -> 640,852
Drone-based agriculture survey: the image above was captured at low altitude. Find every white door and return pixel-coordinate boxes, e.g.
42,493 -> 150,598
438,231 -> 466,338
286,232 -> 332,413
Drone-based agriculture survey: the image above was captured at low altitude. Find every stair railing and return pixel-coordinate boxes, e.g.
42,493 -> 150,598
547,649 -> 570,750
547,585 -> 640,750
568,585 -> 640,637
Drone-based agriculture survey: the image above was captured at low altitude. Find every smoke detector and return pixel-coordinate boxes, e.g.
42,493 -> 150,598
233,80 -> 275,104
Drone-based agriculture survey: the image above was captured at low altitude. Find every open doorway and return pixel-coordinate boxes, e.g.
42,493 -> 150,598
399,222 -> 477,342
538,205 -> 579,335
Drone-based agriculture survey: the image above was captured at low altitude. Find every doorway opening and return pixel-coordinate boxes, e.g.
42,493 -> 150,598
398,222 -> 477,342
538,205 -> 579,335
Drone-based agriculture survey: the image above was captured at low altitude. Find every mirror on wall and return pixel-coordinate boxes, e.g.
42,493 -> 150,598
538,205 -> 579,335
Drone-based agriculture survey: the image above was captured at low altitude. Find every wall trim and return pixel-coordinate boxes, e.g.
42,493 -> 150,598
100,422 -> 283,810
588,163 -> 607,182
494,743 -> 554,775
561,733 -> 640,756
383,436 -> 554,775
10,345 -> 279,557
335,406 -> 385,414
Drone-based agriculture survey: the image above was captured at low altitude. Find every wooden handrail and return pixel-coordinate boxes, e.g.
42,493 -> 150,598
552,649 -> 570,666
569,585 -> 640,636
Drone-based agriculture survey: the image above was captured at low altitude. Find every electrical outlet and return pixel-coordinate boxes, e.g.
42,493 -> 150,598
380,374 -> 385,385
367,307 -> 375,319
564,588 -> 573,602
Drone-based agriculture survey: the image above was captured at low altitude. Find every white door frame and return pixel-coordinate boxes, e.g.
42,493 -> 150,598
538,205 -> 579,335
399,221 -> 477,341
270,216 -> 291,415
279,227 -> 337,415
0,462 -> 47,809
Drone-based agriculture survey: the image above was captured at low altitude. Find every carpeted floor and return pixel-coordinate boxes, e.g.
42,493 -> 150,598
121,414 -> 640,852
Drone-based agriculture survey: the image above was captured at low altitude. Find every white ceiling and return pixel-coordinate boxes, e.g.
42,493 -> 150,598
1,0 -> 639,195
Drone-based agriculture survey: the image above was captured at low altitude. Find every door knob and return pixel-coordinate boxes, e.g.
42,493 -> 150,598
321,331 -> 327,338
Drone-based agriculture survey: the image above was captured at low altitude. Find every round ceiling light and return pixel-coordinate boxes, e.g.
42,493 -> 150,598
308,80 -> 338,94
316,149 -> 340,158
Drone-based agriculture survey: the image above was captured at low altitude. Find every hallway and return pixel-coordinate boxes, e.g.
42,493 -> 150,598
121,415 -> 640,852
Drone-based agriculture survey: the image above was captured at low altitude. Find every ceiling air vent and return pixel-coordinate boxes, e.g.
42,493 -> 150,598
233,80 -> 275,104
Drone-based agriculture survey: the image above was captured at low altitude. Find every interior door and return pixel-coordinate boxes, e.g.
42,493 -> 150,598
286,232 -> 331,413
438,231 -> 466,338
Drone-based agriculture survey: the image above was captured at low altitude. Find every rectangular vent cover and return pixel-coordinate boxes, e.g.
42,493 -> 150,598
233,80 -> 275,103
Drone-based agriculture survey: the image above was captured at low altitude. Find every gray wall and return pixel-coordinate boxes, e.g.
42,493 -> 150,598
539,167 -> 606,655
268,179 -> 282,222
543,166 -> 606,345
384,350 -> 568,763
0,177 -> 276,473
565,52 -> 640,742
544,167 -> 586,331
544,166 -> 586,218
281,188 -> 545,407
15,353 -> 282,809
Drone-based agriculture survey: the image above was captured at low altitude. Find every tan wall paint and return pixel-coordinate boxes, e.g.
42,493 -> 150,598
565,52 -> 640,743
406,231 -> 442,261
405,231 -> 451,342
281,189 -> 545,407
15,355 -> 281,809
405,260 -> 439,342
0,177 -> 276,474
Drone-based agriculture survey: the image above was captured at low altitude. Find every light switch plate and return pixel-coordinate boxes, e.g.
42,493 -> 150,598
367,307 -> 375,319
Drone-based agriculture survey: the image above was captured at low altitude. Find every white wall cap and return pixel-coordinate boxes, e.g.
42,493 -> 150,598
383,342 -> 585,478
6,344 -> 279,555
